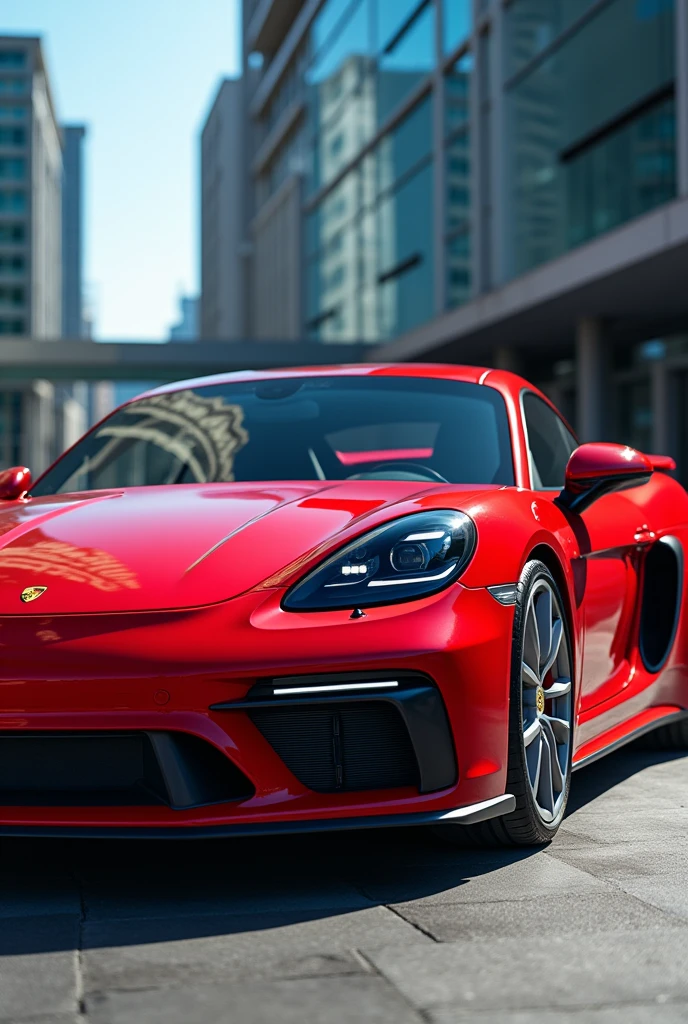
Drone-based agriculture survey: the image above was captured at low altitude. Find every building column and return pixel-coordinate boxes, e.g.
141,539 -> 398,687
650,361 -> 677,459
677,0 -> 688,196
493,346 -> 523,374
575,317 -> 607,442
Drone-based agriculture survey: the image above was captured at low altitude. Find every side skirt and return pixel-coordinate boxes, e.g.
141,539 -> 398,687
572,707 -> 688,771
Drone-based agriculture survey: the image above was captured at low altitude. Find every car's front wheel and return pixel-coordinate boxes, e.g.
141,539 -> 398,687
438,559 -> 574,847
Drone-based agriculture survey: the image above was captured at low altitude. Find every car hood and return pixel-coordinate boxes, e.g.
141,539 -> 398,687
0,482 -> 491,615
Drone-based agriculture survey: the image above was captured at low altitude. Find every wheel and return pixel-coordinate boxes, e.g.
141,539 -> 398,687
437,559 -> 574,847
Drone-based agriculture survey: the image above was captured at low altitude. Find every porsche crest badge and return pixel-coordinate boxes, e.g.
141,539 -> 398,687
20,586 -> 47,604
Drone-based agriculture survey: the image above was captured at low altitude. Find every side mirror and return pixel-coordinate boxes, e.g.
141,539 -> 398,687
557,443 -> 653,514
0,466 -> 32,501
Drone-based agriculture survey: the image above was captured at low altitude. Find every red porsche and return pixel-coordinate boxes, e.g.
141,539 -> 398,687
0,364 -> 685,845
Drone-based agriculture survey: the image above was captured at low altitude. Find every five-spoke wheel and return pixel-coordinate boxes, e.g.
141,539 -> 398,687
521,578 -> 572,825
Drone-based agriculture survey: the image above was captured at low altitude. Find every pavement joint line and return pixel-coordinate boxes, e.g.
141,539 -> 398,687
71,867 -> 87,1022
352,948 -> 428,1023
383,903 -> 440,943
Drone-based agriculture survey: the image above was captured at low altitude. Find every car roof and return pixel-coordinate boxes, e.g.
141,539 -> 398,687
140,363 -> 503,398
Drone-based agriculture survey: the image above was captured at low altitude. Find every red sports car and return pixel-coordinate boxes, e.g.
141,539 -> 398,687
0,364 -> 685,845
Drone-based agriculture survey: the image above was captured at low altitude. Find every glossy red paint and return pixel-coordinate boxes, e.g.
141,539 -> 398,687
0,466 -> 31,501
564,442 -> 653,493
0,363 -> 686,835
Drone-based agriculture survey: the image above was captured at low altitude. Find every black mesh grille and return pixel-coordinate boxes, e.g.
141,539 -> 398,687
0,731 -> 253,808
249,702 -> 419,793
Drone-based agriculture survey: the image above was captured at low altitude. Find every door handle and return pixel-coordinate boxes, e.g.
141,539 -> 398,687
633,524 -> 656,544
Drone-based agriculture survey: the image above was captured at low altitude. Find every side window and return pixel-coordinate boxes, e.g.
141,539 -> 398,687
523,393 -> 578,490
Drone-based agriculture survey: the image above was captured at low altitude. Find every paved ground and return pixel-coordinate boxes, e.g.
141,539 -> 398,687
0,747 -> 687,1024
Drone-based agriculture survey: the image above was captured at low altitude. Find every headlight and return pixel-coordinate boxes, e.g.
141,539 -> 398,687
283,510 -> 476,611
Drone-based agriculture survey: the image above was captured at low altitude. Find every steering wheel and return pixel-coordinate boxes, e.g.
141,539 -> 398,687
346,461 -> 449,483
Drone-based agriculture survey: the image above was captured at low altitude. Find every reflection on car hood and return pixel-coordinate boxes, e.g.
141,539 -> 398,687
0,481 -> 492,614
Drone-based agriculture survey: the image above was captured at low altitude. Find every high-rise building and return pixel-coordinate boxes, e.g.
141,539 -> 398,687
200,78 -> 248,340
0,36 -> 64,472
0,37 -> 92,473
169,295 -> 199,341
61,123 -> 87,339
240,0 -> 688,477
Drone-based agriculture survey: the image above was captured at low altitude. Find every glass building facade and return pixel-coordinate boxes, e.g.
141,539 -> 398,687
247,0 -> 679,339
242,0 -> 688,473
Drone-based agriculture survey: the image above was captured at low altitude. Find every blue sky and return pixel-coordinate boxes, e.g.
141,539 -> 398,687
3,0 -> 240,339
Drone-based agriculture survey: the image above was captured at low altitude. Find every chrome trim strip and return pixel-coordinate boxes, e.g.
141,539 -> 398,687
438,794 -> 516,824
487,583 -> 519,606
272,680 -> 399,696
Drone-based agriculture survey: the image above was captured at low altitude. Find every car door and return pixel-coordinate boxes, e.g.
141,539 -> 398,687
522,392 -> 649,712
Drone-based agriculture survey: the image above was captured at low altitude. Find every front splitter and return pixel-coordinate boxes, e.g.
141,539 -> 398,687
0,794 -> 515,839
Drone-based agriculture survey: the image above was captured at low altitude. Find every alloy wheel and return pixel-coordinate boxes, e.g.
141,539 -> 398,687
521,579 -> 572,824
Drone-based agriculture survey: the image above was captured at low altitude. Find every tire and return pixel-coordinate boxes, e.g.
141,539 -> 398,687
437,559 -> 574,847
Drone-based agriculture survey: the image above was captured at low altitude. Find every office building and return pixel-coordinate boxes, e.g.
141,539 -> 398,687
241,0 -> 688,475
0,37 -> 90,472
200,78 -> 248,340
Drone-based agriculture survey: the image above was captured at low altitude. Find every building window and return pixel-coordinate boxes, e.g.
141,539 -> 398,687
377,160 -> 434,338
0,223 -> 24,243
0,79 -> 27,95
443,0 -> 472,55
566,95 -> 676,248
0,51 -> 26,68
0,285 -> 24,306
0,126 -> 25,146
446,229 -> 471,309
0,190 -> 25,212
506,0 -> 676,277
375,94 -> 432,195
0,318 -> 25,334
0,105 -> 25,121
444,50 -> 472,308
305,0 -> 373,197
0,254 -> 25,274
0,157 -> 25,180
377,0 -> 435,127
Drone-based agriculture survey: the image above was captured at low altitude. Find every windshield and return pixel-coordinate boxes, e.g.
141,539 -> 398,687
31,376 -> 514,496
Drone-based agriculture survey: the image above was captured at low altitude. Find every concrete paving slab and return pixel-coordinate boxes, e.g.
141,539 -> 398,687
0,874 -> 81,920
0,917 -> 79,1019
353,849 -> 613,906
82,875 -> 372,920
395,890 -> 682,941
82,905 -> 430,992
366,929 -> 688,1013
85,976 -> 424,1024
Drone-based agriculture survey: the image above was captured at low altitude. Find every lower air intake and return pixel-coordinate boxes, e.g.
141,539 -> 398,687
0,731 -> 253,808
250,701 -> 419,793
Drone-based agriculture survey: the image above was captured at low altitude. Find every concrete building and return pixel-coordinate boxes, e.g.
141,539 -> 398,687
241,0 -> 688,478
0,36 -> 64,472
200,78 -> 248,340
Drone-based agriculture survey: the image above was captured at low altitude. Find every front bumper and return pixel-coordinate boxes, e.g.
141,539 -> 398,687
0,581 -> 515,832
0,795 -> 517,838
